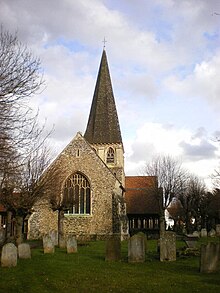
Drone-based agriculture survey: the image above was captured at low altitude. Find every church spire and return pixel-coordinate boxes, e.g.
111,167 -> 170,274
84,49 -> 122,144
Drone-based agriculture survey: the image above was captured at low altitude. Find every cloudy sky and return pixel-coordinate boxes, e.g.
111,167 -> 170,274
1,0 -> 220,188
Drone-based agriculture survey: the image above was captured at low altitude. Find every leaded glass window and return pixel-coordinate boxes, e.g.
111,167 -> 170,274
63,173 -> 91,214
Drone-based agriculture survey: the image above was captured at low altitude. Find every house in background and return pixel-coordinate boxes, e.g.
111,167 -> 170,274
125,176 -> 160,238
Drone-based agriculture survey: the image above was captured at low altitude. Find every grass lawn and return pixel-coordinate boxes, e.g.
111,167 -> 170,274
0,239 -> 220,293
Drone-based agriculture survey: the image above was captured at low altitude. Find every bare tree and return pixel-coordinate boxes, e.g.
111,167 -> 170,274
177,175 -> 206,233
143,155 -> 188,234
0,26 -> 48,244
0,25 -> 44,167
0,144 -> 52,245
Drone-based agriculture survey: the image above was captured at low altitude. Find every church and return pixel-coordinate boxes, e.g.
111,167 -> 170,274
27,49 -> 159,241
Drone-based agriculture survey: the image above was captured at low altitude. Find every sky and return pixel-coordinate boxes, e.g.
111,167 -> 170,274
1,0 -> 220,189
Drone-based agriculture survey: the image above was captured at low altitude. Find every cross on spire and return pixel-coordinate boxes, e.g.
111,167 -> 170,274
103,37 -> 107,49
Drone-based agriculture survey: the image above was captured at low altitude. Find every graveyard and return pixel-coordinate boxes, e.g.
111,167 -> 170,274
0,237 -> 220,293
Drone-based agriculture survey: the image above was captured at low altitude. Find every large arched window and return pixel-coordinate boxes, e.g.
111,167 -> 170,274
63,172 -> 91,215
106,147 -> 115,164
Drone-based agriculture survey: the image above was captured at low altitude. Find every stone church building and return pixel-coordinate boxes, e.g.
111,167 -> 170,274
27,49 -> 160,241
28,49 -> 129,241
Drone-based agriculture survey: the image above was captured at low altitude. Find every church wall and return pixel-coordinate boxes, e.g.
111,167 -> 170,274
28,134 -> 122,240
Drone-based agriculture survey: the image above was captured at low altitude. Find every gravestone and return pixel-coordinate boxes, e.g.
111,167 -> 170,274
216,224 -> 220,237
0,228 -> 5,246
200,242 -> 220,273
137,232 -> 148,253
49,230 -> 58,246
201,228 -> 207,237
66,235 -> 77,253
160,232 -> 176,261
192,231 -> 200,237
105,234 -> 121,261
208,229 -> 216,237
18,243 -> 31,259
1,243 -> 17,267
185,234 -> 199,249
43,234 -> 55,254
128,234 -> 145,263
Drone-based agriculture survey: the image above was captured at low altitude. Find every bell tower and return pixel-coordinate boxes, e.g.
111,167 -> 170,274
84,49 -> 125,185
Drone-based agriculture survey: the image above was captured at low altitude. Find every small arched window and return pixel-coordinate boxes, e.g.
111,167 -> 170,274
106,147 -> 115,164
63,172 -> 91,215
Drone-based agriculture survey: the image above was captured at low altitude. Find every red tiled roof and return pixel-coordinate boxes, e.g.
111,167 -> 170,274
125,176 -> 160,215
0,204 -> 6,212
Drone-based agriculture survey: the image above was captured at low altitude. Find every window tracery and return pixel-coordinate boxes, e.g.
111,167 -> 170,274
63,172 -> 91,215
106,147 -> 115,164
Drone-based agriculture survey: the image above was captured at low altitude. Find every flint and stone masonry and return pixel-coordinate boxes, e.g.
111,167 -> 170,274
28,50 -> 128,241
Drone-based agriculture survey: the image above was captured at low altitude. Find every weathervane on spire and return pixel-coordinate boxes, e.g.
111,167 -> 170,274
103,37 -> 107,49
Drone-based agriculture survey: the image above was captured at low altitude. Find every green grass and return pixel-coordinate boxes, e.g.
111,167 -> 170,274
0,239 -> 220,293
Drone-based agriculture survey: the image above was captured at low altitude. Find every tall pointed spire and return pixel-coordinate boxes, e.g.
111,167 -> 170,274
84,50 -> 122,144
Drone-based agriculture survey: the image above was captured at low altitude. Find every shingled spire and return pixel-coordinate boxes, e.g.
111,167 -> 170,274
84,49 -> 122,144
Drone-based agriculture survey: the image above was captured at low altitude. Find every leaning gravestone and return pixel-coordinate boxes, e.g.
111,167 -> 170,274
1,243 -> 17,267
160,232 -> 176,261
128,234 -> 145,263
43,234 -> 55,254
105,234 -> 121,261
216,224 -> 220,237
192,231 -> 200,237
185,234 -> 198,249
66,235 -> 77,253
208,229 -> 216,237
201,228 -> 207,237
200,242 -> 220,273
18,243 -> 31,259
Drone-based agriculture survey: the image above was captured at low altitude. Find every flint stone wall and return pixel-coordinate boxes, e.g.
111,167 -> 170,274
28,134 -> 126,241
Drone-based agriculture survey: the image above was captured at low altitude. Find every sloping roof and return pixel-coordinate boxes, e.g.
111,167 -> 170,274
84,49 -> 122,144
0,204 -> 6,212
125,176 -> 160,215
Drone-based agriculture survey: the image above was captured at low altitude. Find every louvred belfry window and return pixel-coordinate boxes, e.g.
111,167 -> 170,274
106,147 -> 115,164
63,172 -> 91,214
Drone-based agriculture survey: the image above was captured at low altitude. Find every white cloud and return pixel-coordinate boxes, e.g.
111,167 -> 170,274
125,122 -> 219,189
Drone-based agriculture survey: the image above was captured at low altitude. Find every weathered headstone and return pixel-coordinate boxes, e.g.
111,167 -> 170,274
49,230 -> 58,246
1,243 -> 17,267
200,242 -> 220,273
137,232 -> 148,253
128,234 -> 145,263
66,235 -> 77,253
192,231 -> 200,238
201,228 -> 207,237
18,243 -> 31,259
208,229 -> 216,237
0,228 -> 5,246
160,232 -> 176,261
216,224 -> 220,237
105,234 -> 121,261
43,234 -> 55,254
185,234 -> 198,249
